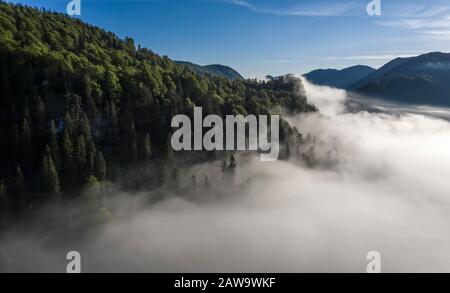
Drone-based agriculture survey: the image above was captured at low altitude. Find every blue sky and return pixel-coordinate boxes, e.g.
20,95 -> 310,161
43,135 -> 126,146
8,0 -> 450,78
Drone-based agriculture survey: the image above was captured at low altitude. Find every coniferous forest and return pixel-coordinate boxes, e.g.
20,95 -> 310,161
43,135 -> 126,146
0,2 -> 317,229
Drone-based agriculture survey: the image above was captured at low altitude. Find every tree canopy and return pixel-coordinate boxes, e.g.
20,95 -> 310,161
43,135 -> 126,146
0,2 -> 316,225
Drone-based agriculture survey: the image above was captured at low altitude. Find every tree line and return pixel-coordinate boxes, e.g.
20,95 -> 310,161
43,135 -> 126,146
0,2 -> 317,228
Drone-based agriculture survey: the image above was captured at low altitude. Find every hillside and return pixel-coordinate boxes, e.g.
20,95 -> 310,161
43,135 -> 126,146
352,52 -> 450,106
0,3 -> 316,224
176,61 -> 244,80
348,57 -> 411,90
304,65 -> 375,89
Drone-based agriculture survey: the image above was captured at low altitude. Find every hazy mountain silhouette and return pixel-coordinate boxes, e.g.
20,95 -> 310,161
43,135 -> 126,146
176,61 -> 244,80
348,58 -> 411,91
304,65 -> 375,89
351,52 -> 450,106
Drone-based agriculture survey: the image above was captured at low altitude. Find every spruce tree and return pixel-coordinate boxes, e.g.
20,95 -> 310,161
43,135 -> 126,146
75,135 -> 87,177
165,135 -> 174,166
40,153 -> 60,195
61,129 -> 74,190
20,117 -> 32,173
94,151 -> 107,181
86,141 -> 97,176
130,140 -> 138,163
49,120 -> 61,169
140,132 -> 152,160
61,129 -> 73,167
13,167 -> 25,211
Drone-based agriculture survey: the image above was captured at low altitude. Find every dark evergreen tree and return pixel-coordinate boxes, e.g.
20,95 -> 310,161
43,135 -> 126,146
229,155 -> 236,169
20,117 -> 32,173
140,132 -> 152,160
48,120 -> 61,170
0,2 -> 316,219
40,152 -> 60,196
165,135 -> 174,167
93,151 -> 107,181
13,166 -> 25,212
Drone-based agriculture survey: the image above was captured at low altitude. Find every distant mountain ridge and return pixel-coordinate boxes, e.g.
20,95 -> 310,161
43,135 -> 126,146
176,61 -> 244,80
347,57 -> 411,91
305,52 -> 450,107
304,65 -> 375,89
351,52 -> 450,106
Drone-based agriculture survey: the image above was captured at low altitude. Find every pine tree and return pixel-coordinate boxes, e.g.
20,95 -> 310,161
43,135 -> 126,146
61,129 -> 73,168
94,151 -> 107,181
80,113 -> 92,142
140,132 -> 152,160
20,117 -> 32,173
86,141 -> 97,176
83,175 -> 100,213
13,167 -> 25,212
166,134 -> 174,166
229,155 -> 236,169
63,112 -> 74,136
33,96 -> 46,135
40,153 -> 60,195
49,120 -> 61,169
130,140 -> 138,163
15,167 -> 25,195
74,135 -> 87,170
128,121 -> 138,162
61,129 -> 74,190
106,101 -> 118,126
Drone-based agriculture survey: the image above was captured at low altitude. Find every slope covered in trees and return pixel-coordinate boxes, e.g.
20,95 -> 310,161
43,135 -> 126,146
351,52 -> 450,106
175,61 -> 244,80
0,2 -> 316,226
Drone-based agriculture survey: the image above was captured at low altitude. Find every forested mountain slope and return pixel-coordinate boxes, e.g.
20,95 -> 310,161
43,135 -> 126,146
349,52 -> 450,106
175,61 -> 244,80
304,65 -> 375,89
0,3 -> 316,224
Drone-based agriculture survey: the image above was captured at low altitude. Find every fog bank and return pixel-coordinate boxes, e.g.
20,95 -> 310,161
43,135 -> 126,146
2,78 -> 450,273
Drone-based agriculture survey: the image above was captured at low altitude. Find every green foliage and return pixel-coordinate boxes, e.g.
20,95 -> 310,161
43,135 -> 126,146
40,151 -> 60,195
96,207 -> 115,224
140,132 -> 152,160
0,2 -> 316,219
82,175 -> 100,212
94,152 -> 107,182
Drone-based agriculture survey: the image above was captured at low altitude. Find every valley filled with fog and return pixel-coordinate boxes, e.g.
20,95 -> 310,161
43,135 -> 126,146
2,78 -> 450,273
